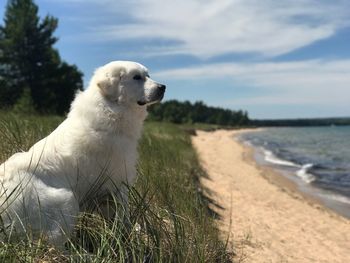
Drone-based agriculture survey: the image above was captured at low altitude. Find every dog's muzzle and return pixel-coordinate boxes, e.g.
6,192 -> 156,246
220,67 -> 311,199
137,84 -> 166,106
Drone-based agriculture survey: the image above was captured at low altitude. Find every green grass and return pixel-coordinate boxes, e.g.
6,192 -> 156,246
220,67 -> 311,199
0,112 -> 232,262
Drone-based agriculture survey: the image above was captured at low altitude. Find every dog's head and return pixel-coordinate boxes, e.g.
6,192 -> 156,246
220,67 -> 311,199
92,61 -> 166,107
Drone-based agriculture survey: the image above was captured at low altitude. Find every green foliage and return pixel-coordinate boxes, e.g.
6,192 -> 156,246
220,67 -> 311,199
148,100 -> 250,126
0,112 -> 232,262
0,0 -> 83,114
12,87 -> 36,114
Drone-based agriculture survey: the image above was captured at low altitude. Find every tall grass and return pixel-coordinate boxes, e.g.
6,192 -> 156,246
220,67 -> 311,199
0,112 -> 231,262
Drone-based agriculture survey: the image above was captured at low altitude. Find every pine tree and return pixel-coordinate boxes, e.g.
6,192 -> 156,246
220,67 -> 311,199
0,0 -> 83,114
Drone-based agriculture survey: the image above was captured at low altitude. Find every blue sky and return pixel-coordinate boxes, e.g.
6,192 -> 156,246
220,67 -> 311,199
1,0 -> 350,119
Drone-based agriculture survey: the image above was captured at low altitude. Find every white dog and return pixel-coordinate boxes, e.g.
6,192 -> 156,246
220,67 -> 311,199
0,61 -> 166,246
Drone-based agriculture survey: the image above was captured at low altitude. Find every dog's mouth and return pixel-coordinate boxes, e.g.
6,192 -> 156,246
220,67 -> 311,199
137,100 -> 147,106
137,94 -> 164,106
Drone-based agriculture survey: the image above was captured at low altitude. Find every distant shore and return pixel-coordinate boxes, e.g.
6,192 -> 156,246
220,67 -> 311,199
192,129 -> 350,262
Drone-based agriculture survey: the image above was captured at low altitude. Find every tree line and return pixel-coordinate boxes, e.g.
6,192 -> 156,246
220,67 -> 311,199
0,0 -> 83,115
148,100 -> 250,126
251,118 -> 350,127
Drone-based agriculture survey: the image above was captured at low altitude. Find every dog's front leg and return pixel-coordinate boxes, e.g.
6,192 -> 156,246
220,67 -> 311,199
97,186 -> 130,224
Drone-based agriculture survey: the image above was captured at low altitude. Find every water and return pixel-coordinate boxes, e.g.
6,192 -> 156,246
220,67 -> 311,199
240,126 -> 350,218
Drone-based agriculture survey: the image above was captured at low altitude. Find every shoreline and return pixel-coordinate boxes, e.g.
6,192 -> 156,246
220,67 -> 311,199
192,129 -> 350,262
241,139 -> 331,215
239,129 -> 350,219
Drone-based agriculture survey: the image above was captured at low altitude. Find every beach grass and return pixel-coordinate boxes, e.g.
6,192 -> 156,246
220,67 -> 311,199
0,112 -> 231,262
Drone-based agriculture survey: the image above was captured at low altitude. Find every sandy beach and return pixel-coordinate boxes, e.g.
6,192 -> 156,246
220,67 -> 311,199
192,129 -> 350,263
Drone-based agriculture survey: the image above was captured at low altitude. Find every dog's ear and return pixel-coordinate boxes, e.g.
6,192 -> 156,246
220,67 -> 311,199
96,68 -> 124,101
96,72 -> 114,99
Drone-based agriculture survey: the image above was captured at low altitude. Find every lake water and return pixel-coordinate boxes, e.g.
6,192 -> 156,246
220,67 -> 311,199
240,126 -> 350,218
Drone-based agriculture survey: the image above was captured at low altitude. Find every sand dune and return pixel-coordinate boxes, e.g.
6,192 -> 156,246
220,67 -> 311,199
192,129 -> 350,263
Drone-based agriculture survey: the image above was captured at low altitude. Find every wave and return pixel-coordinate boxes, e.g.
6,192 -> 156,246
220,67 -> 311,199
263,149 -> 299,167
296,163 -> 316,183
242,140 -> 253,147
319,193 -> 350,204
261,148 -> 316,184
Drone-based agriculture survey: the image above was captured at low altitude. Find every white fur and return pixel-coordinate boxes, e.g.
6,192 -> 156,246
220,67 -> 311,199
0,61 -> 165,246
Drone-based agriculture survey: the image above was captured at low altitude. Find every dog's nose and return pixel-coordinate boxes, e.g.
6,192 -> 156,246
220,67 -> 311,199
158,84 -> 166,92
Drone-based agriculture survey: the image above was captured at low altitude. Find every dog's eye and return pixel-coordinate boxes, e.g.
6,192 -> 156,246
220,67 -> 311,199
133,75 -> 142,80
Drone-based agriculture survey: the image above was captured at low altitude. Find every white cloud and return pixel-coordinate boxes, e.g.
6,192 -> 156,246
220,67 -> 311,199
74,0 -> 350,59
40,0 -> 350,118
154,59 -> 350,110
